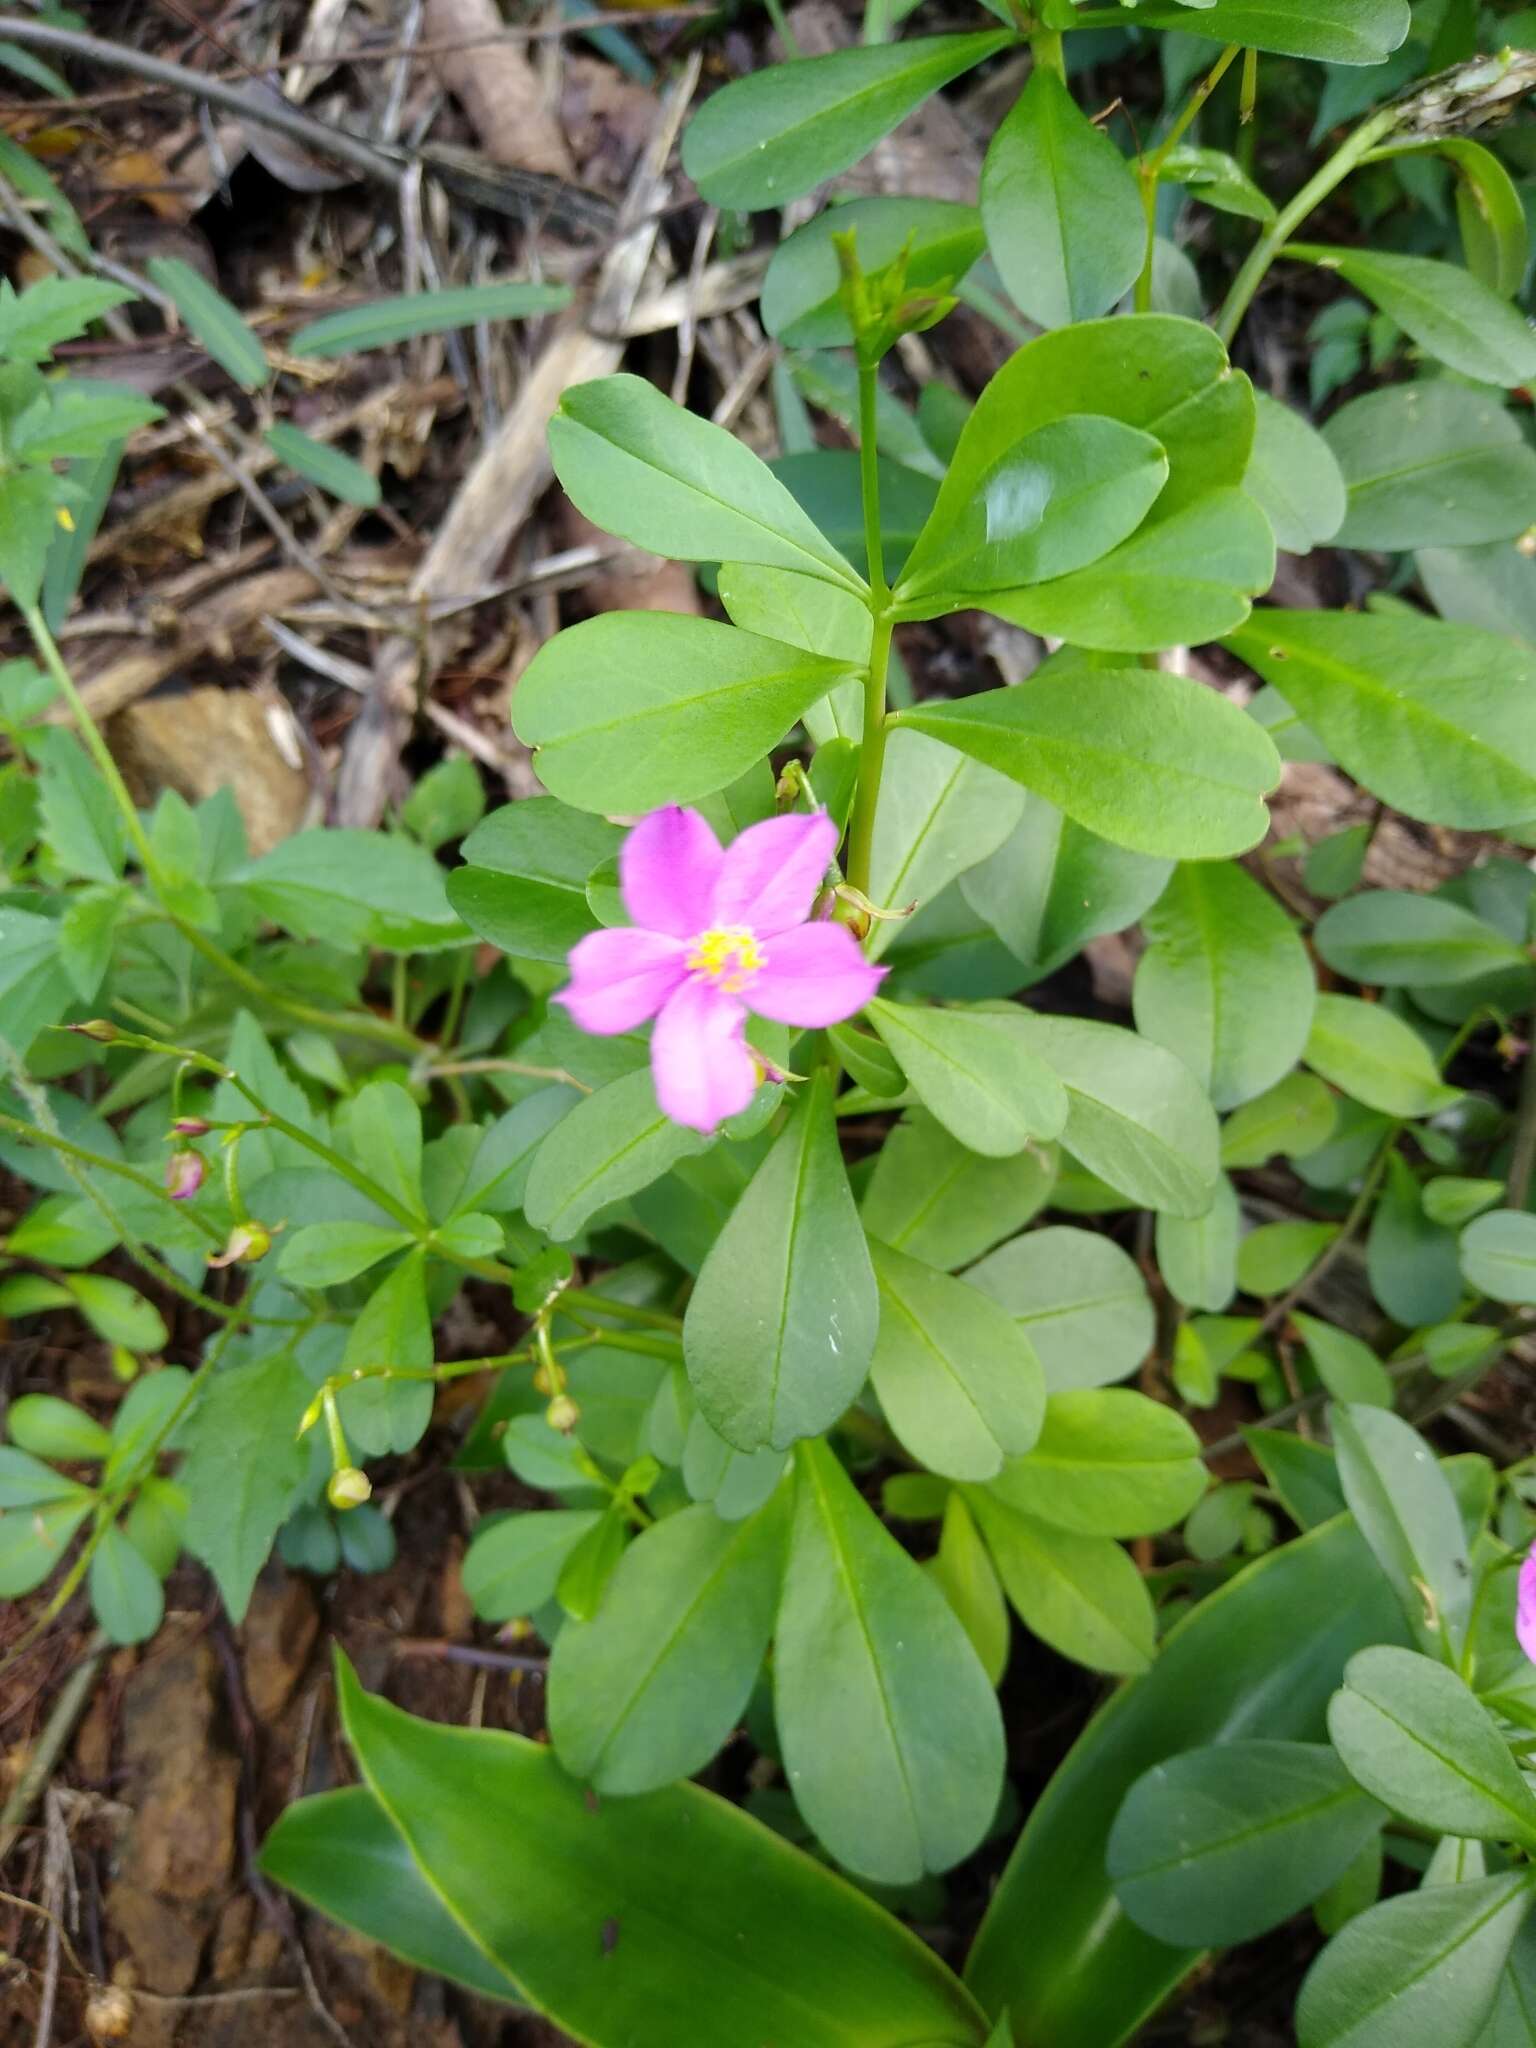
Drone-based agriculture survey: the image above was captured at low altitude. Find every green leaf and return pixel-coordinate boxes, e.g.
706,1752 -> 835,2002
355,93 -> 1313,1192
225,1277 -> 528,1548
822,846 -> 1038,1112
1238,1220 -> 1340,1295
35,727 -> 126,883
1296,1872 -> 1535,2048
179,1352 -> 312,1621
1103,0 -> 1409,63
0,465 -> 60,610
960,796 -> 1171,983
513,613 -> 857,814
264,421 -> 381,507
1288,244 -> 1536,388
400,755 -> 484,852
1422,1177 -> 1504,1230
146,255 -> 267,390
968,1488 -> 1155,1676
1331,1399 -> 1472,1655
868,1240 -> 1045,1482
550,374 -> 863,590
1325,383 -> 1536,552
1226,611 -> 1536,832
525,1068 -> 708,1242
1003,1011 -> 1220,1219
340,1254 -> 434,1457
238,828 -> 466,952
64,1274 -> 167,1352
963,1516 -> 1406,2048
681,32 -> 1009,210
866,727 -> 1025,941
0,277 -> 131,360
684,1071 -> 877,1453
462,1509 -> 602,1622
1245,392 -> 1348,555
898,665 -> 1278,861
1294,1313 -> 1394,1408
1443,138 -> 1530,299
1368,1150 -> 1463,1326
776,1439 -> 1005,1883
966,1225 -> 1154,1392
930,1492 -> 1011,1688
762,197 -> 984,350
260,1785 -> 525,2003
1329,1645 -> 1536,1848
6,1393 -> 111,1462
277,1221 -> 417,1289
1222,1071 -> 1338,1169
1135,861 -> 1315,1110
987,488 -> 1277,653
10,379 -> 160,462
342,1079 -> 424,1221
989,1389 -> 1205,1537
1160,144 -> 1276,224
0,1493 -> 90,1596
981,65 -> 1145,329
289,281 -> 571,356
866,999 -> 1067,1157
332,1650 -> 990,2046
1157,1172 -> 1240,1313
549,1496 -> 784,1794
0,1443 -> 92,1509
1316,890 -> 1527,987
1108,1740 -> 1386,1947
1461,1209 -> 1536,1305
89,1520 -> 164,1645
1305,993 -> 1458,1117
447,798 -> 619,963
860,1110 -> 1054,1273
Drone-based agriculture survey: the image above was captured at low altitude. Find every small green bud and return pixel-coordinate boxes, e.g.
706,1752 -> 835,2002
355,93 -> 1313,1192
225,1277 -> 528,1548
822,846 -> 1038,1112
545,1393 -> 581,1434
327,1466 -> 372,1510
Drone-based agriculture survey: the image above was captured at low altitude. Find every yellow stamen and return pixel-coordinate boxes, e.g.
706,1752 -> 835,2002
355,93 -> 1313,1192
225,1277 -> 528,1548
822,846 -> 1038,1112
686,924 -> 765,995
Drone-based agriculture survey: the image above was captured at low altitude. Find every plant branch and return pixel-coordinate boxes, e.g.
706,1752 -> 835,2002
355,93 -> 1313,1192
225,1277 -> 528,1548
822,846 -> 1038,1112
843,357 -> 894,903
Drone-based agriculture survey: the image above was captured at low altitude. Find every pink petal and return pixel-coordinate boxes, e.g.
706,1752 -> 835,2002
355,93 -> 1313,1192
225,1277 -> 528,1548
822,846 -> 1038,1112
750,921 -> 887,1028
555,927 -> 686,1034
711,811 -> 840,937
620,806 -> 723,938
1518,1546 -> 1536,1666
651,977 -> 758,1134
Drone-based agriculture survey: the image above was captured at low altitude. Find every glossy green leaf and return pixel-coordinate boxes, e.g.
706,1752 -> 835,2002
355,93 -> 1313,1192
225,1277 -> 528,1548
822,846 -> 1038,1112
1305,993 -> 1459,1117
1289,244 -> 1536,387
333,1651 -> 990,2045
1108,1739 -> 1385,1947
289,281 -> 570,356
762,198 -> 984,350
930,1492 -> 1011,1688
1329,1646 -> 1536,1848
65,1274 -> 167,1352
238,828 -> 466,952
1222,1072 -> 1339,1169
260,1785 -> 525,2002
549,1497 -> 784,1794
1296,1872 -> 1536,2048
968,1487 -> 1155,1675
860,1111 -> 1054,1273
989,1388 -> 1205,1537
776,1440 -> 1005,1883
1227,611 -> 1536,832
277,1221 -> 417,1290
1326,384 -> 1536,552
980,65 -> 1145,329
965,1226 -> 1153,1392
525,1068 -> 708,1243
868,1239 -> 1045,1481
896,666 -> 1278,861
1368,1151 -> 1463,1327
866,728 -> 1025,942
1238,1220 -> 1339,1296
1104,0 -> 1409,63
6,1393 -> 111,1462
0,1492 -> 90,1596
681,33 -> 1009,210
146,255 -> 267,389
1135,861 -> 1314,1110
964,1515 -> 1406,2048
462,1510 -> 602,1621
1245,392 -> 1348,555
1443,138 -> 1530,299
448,798 -> 620,963
513,613 -> 857,814
1462,1210 -> 1536,1304
866,999 -> 1067,1157
684,1072 -> 877,1453
1422,1177 -> 1504,1230
1331,1399 -> 1472,1655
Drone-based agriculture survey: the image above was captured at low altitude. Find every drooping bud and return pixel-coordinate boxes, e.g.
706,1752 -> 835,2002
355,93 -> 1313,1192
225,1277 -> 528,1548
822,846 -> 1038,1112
545,1393 -> 581,1434
67,1019 -> 119,1043
327,1465 -> 372,1510
171,1117 -> 212,1137
165,1150 -> 205,1201
207,1220 -> 272,1268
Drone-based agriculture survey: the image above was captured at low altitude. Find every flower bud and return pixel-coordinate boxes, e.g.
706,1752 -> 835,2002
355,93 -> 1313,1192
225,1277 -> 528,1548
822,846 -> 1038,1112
545,1393 -> 580,1434
68,1019 -> 119,1043
207,1220 -> 272,1268
171,1117 -> 211,1137
327,1466 -> 372,1510
165,1150 -> 205,1201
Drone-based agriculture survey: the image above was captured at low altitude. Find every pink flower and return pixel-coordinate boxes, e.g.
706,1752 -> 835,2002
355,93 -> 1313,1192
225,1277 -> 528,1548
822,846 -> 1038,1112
1519,1543 -> 1536,1665
165,1149 -> 205,1201
556,806 -> 885,1133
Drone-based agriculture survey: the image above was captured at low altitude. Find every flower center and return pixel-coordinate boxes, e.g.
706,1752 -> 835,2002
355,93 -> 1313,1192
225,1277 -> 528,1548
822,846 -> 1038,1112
686,924 -> 764,996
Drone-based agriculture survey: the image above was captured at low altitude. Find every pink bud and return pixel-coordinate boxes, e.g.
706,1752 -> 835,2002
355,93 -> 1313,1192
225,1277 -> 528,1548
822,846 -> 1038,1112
165,1150 -> 205,1201
171,1117 -> 211,1137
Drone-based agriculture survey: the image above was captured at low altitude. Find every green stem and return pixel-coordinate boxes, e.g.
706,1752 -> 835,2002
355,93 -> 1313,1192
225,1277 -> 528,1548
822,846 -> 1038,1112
23,604 -> 159,880
1255,1124 -> 1401,1343
1136,43 -> 1241,314
1215,104 -> 1398,346
844,355 -> 894,902
1507,1025 -> 1536,1211
1031,26 -> 1064,76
